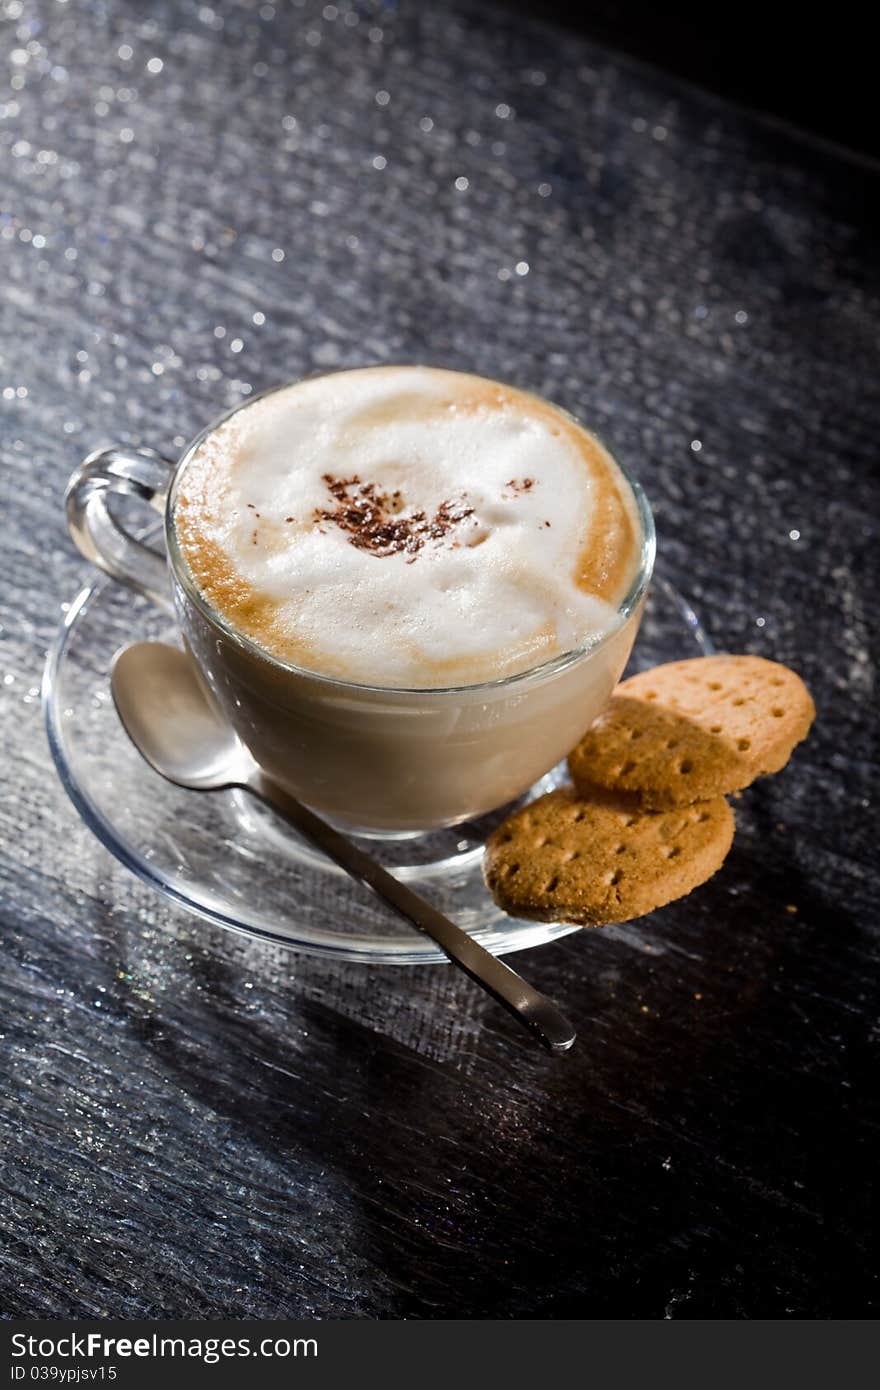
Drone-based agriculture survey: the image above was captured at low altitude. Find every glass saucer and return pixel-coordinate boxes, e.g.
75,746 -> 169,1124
44,564 -> 712,964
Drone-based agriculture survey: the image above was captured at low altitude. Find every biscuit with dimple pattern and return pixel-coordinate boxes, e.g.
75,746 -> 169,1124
568,655 -> 815,809
483,786 -> 734,925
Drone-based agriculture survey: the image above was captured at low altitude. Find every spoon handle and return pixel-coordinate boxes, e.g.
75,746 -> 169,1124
250,775 -> 576,1054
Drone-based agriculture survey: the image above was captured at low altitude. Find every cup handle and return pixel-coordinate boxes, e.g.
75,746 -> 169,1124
65,446 -> 176,612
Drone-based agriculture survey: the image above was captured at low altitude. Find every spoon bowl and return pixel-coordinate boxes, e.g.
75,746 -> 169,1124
113,641 -> 251,790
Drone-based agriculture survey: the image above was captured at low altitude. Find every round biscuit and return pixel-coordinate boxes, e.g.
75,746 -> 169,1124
568,654 -> 815,808
483,786 -> 734,926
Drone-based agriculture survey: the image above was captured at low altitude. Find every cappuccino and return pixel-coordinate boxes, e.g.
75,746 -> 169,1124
174,366 -> 640,688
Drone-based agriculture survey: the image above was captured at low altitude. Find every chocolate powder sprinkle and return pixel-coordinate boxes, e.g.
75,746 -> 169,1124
314,474 -> 474,559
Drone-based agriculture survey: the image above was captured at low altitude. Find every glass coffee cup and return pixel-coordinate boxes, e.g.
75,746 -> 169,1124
66,376 -> 655,835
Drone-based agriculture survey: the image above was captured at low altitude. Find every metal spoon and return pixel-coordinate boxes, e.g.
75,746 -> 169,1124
111,642 -> 576,1053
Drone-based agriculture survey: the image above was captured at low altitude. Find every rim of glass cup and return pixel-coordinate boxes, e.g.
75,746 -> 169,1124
165,368 -> 657,697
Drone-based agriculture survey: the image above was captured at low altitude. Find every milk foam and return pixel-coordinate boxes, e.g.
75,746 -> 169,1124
174,367 -> 641,687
